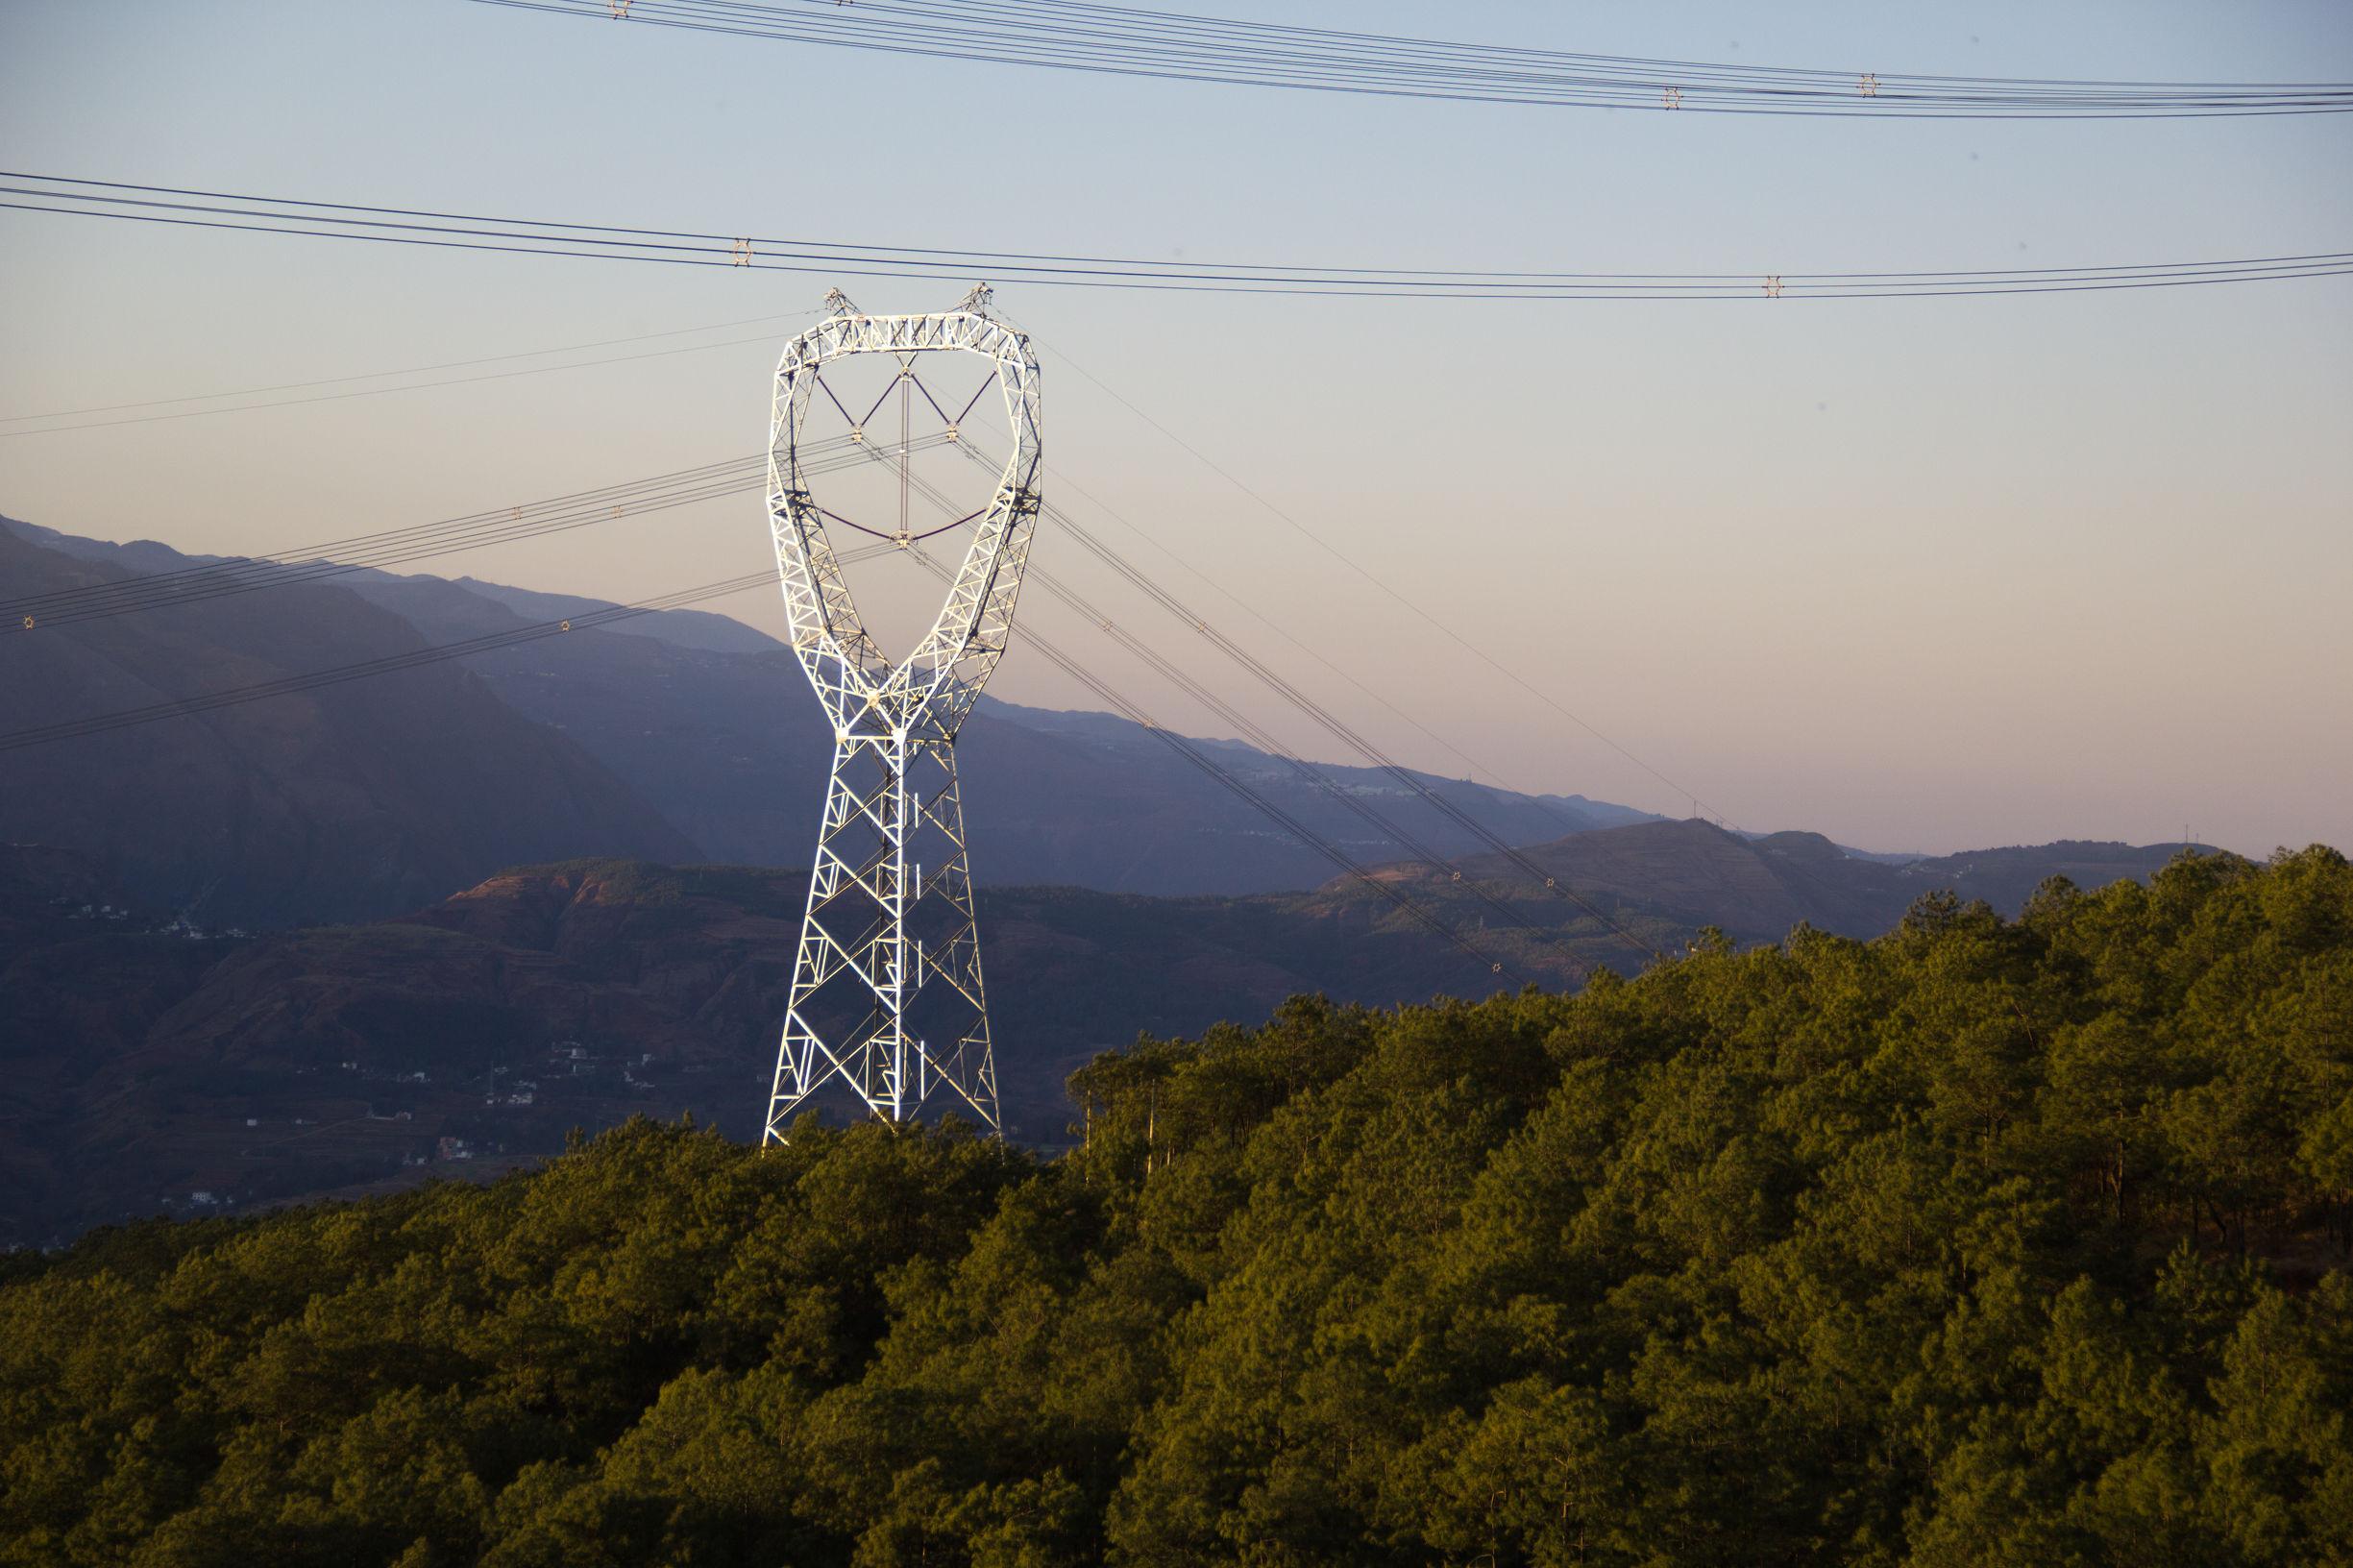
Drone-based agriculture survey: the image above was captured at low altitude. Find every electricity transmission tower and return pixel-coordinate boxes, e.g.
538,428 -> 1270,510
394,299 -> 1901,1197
763,288 -> 1042,1139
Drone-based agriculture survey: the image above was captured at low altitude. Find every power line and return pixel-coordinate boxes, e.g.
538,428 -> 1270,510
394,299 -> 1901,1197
1036,491 -> 1662,962
902,545 -> 1529,988
1039,459 -> 1526,799
8,174 -> 2349,301
0,326 -> 804,439
5,455 -> 755,625
481,0 -> 2353,119
0,555 -> 883,753
864,434 -> 1658,959
0,308 -> 811,427
1002,314 -> 1748,829
0,433 -> 956,632
876,445 -> 1647,968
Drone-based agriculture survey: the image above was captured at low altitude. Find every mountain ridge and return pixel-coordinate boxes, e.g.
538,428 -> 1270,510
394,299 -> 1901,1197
3,516 -> 1668,918
0,521 -> 699,928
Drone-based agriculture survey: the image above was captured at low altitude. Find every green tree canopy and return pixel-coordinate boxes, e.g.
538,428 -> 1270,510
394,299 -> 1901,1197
5,847 -> 2350,1565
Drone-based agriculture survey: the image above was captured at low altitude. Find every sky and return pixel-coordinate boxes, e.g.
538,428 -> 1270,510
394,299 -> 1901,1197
2,0 -> 2348,857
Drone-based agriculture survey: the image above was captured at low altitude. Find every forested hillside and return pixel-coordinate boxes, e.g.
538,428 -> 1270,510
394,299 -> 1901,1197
6,848 -> 2350,1565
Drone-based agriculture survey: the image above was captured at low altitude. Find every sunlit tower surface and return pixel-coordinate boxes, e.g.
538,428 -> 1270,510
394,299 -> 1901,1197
763,288 -> 1042,1139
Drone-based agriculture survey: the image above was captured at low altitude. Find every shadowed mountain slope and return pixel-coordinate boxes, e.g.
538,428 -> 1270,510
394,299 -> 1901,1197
0,524 -> 698,928
337,565 -> 1655,894
4,516 -> 1658,919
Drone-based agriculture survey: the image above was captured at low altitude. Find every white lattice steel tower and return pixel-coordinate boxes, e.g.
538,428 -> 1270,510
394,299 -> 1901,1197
763,288 -> 1042,1139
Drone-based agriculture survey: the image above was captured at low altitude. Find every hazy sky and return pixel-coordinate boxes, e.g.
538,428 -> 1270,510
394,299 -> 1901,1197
3,0 -> 2348,856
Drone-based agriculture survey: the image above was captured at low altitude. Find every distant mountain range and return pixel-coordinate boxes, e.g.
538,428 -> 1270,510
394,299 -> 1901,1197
0,509 -> 2222,1242
2,517 -> 1655,926
0,521 -> 701,929
0,826 -> 2198,1243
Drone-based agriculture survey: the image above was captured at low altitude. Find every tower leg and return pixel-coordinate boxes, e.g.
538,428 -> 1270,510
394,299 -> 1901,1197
906,740 -> 999,1132
765,732 -> 998,1139
767,731 -> 913,1139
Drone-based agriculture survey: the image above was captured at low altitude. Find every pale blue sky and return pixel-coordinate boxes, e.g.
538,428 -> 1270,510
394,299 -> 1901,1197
3,0 -> 2348,855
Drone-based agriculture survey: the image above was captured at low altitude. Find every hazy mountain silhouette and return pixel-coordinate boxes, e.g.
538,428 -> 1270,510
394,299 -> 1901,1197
0,523 -> 699,928
332,563 -> 1658,894
2,518 -> 1657,920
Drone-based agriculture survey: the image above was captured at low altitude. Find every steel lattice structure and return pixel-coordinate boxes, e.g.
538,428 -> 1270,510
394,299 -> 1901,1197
763,288 -> 1042,1139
